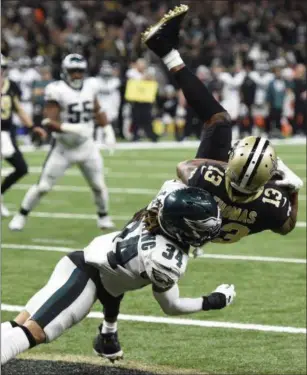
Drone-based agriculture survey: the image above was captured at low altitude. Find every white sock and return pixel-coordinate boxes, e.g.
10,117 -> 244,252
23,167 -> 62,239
1,327 -> 30,365
1,321 -> 15,336
162,49 -> 184,70
101,321 -> 117,334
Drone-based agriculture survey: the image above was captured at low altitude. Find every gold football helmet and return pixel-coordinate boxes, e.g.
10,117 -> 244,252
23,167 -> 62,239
226,136 -> 277,194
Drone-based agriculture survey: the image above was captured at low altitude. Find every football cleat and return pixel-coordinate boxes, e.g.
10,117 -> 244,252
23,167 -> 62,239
8,213 -> 26,231
141,4 -> 189,57
97,215 -> 115,230
93,326 -> 123,363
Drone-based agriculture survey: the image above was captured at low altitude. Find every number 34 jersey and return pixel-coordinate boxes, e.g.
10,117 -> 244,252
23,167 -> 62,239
44,78 -> 100,147
84,180 -> 189,297
188,161 -> 292,243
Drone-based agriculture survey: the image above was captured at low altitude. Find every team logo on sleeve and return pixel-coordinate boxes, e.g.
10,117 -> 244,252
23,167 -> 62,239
184,216 -> 222,236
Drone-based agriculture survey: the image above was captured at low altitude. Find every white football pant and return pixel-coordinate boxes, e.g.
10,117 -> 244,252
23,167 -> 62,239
21,139 -> 109,214
25,256 -> 97,342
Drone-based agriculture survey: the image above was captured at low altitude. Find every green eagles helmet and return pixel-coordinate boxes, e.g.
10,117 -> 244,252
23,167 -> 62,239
158,187 -> 222,247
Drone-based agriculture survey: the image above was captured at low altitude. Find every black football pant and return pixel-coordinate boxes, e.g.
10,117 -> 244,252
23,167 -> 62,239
266,108 -> 282,133
172,67 -> 232,161
2,137 -> 28,195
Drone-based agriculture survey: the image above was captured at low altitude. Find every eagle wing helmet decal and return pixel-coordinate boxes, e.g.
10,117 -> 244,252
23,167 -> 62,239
183,216 -> 222,237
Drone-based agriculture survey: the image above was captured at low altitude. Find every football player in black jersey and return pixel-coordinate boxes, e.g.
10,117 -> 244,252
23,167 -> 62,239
142,5 -> 303,250
1,55 -> 46,217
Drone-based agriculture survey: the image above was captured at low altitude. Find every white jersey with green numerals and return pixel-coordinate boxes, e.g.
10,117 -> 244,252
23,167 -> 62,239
84,180 -> 189,297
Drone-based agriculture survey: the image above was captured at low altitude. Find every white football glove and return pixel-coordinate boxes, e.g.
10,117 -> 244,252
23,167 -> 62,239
103,124 -> 116,155
275,157 -> 303,192
213,284 -> 236,307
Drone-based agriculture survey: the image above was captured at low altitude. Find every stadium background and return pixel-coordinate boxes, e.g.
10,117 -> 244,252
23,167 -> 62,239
1,1 -> 306,375
1,0 -> 306,141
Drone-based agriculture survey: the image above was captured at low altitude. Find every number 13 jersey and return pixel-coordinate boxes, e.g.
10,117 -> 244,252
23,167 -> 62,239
188,161 -> 292,243
44,78 -> 100,147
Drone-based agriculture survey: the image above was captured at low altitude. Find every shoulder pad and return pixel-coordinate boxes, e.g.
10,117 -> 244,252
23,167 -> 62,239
44,81 -> 62,102
144,236 -> 188,290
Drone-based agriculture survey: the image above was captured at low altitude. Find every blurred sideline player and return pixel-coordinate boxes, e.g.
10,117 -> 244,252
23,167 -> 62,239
1,180 -> 236,365
9,54 -> 116,231
8,56 -> 41,144
1,54 -> 46,217
96,61 -> 121,145
142,5 -> 303,256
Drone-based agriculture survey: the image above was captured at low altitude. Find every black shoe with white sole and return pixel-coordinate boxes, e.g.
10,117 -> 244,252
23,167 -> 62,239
93,324 -> 123,363
141,4 -> 189,57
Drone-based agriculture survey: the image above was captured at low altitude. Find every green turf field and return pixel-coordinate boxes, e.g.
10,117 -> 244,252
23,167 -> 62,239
1,143 -> 306,374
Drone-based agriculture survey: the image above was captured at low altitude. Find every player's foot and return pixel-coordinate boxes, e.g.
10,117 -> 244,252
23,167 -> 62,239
9,213 -> 27,231
192,247 -> 204,258
1,203 -> 10,217
142,4 -> 189,57
93,327 -> 123,363
97,215 -> 115,229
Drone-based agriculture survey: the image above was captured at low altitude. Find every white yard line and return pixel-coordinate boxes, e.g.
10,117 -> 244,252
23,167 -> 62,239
13,184 -> 157,195
19,138 -> 307,153
2,303 -> 305,334
194,253 -> 306,264
12,211 -> 131,221
32,238 -> 77,245
7,210 -> 307,229
10,184 -> 307,200
2,243 -> 306,264
2,167 -> 171,180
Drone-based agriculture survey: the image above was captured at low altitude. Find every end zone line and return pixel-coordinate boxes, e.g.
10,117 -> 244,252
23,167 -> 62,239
2,243 -> 306,264
2,303 -> 305,334
7,210 -> 307,229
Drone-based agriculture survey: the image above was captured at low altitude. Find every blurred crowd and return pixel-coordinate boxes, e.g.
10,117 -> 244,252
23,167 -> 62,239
1,0 -> 306,141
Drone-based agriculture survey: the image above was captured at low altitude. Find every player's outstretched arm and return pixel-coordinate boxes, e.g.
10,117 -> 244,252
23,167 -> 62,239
177,159 -> 227,185
272,192 -> 298,235
14,96 -> 47,140
153,283 -> 236,316
271,158 -> 302,235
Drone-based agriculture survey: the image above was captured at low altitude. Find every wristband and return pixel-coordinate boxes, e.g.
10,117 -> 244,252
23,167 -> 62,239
202,292 -> 226,311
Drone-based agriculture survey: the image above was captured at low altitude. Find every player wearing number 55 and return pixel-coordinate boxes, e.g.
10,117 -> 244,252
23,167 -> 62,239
1,181 -> 236,365
9,54 -> 116,232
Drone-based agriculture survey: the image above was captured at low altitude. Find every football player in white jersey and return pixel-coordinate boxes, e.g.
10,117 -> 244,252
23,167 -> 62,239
9,54 -> 116,231
96,61 -> 121,145
1,181 -> 236,365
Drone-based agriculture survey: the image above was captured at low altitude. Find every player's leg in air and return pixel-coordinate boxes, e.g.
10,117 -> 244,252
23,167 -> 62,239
142,5 -> 233,257
9,142 -> 70,231
142,4 -> 232,162
77,144 -> 114,229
